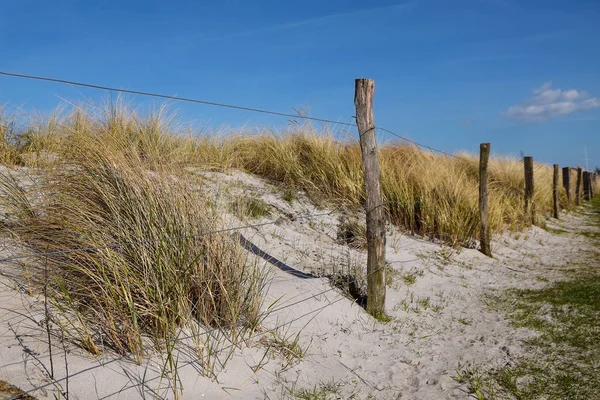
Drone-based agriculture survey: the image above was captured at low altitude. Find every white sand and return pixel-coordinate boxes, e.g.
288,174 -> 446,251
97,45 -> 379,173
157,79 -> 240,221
0,169 -> 594,399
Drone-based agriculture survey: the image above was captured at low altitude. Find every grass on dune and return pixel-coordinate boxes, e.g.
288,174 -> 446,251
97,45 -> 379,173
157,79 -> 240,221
0,100 -> 586,395
226,131 -> 561,245
0,135 -> 267,361
0,101 -> 571,248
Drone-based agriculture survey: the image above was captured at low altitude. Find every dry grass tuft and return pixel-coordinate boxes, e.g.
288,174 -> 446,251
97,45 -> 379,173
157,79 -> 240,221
1,135 -> 266,358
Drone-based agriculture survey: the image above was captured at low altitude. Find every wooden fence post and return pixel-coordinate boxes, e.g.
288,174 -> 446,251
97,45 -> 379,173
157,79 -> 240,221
354,78 -> 386,319
583,171 -> 591,201
553,164 -> 560,219
479,143 -> 491,256
576,167 -> 583,205
524,156 -> 536,225
562,167 -> 571,208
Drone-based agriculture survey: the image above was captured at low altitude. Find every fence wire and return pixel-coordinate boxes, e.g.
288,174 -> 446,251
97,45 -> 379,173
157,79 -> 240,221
0,71 -> 356,128
0,208 -> 342,264
3,260 -> 349,400
0,70 -> 470,161
0,68 -> 553,400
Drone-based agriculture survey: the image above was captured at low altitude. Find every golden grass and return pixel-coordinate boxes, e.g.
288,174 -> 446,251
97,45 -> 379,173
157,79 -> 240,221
1,132 -> 266,359
225,133 -> 563,245
0,101 -> 570,248
0,101 -> 584,398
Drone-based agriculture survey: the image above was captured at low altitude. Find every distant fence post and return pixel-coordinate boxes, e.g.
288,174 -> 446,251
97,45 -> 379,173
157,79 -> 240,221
583,172 -> 591,201
354,78 -> 386,319
576,167 -> 583,205
562,167 -> 571,208
553,164 -> 560,219
479,143 -> 491,257
524,156 -> 536,225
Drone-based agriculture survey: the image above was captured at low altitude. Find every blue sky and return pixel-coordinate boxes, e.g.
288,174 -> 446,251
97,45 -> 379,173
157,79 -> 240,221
1,0 -> 599,168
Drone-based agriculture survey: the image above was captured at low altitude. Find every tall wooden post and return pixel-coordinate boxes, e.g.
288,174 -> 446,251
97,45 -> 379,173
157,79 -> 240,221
583,172 -> 591,201
562,167 -> 571,208
576,167 -> 583,205
355,78 -> 386,319
479,143 -> 491,257
524,156 -> 535,225
553,164 -> 560,219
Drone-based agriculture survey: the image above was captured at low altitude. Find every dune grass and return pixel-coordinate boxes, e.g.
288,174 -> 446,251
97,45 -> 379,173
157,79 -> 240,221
0,101 -> 577,348
1,133 -> 267,361
0,99 -> 585,396
0,101 -> 572,248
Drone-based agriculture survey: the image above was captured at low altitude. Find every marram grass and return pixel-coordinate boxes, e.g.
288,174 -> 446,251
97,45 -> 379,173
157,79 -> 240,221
1,139 -> 267,358
0,102 -> 570,247
0,101 -> 580,397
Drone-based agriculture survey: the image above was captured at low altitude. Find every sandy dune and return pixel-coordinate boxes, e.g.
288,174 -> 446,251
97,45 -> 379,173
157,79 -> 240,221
0,169 -> 594,399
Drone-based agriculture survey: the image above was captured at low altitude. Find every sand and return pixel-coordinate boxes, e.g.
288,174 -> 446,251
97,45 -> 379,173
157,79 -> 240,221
0,169 -> 595,399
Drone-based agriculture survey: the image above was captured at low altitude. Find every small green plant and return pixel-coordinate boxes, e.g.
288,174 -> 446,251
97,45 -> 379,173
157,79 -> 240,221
417,296 -> 431,309
394,293 -> 444,314
260,329 -> 309,371
282,187 -> 296,204
228,196 -> 271,219
402,273 -> 417,285
374,314 -> 393,323
452,364 -> 492,400
283,379 -> 343,400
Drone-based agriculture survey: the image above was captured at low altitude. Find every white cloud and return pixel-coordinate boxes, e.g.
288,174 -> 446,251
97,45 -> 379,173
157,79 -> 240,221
504,82 -> 600,122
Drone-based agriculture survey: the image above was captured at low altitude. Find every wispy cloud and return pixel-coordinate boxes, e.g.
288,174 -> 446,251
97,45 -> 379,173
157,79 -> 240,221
504,82 -> 600,122
202,1 -> 419,42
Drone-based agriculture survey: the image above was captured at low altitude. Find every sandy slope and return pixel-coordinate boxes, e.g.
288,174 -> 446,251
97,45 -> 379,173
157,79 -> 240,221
0,169 -> 594,399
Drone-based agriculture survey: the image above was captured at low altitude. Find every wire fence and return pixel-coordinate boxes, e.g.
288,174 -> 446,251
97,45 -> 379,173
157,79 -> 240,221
0,70 -> 470,161
0,184 -> 435,399
0,223 -> 357,399
0,190 -> 360,400
0,69 -> 580,399
2,266 -> 367,400
0,208 -> 341,264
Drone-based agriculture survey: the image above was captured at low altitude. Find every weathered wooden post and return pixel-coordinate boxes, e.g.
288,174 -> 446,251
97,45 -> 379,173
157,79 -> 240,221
354,78 -> 386,319
524,156 -> 535,225
479,143 -> 491,256
553,164 -> 560,219
583,171 -> 591,201
562,167 -> 571,208
576,167 -> 583,205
